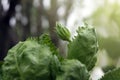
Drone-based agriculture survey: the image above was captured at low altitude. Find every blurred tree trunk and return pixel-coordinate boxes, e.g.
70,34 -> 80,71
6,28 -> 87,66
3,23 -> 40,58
0,0 -> 20,60
21,0 -> 32,40
48,0 -> 59,46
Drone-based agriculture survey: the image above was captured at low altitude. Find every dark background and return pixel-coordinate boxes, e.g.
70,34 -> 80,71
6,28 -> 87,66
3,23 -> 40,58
0,0 -> 74,60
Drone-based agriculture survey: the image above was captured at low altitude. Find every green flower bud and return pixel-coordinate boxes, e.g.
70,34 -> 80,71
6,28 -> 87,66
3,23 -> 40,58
55,22 -> 71,41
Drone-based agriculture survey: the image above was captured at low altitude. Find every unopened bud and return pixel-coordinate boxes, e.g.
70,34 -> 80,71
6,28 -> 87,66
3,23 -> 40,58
55,23 -> 71,41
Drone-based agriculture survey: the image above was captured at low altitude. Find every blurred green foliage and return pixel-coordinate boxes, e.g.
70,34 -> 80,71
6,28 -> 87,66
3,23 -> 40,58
86,1 -> 120,62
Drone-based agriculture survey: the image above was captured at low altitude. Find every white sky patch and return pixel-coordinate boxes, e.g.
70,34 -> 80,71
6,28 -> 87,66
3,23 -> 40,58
81,0 -> 96,18
66,11 -> 80,38
108,0 -> 120,4
57,6 -> 66,17
1,0 -> 9,11
9,17 -> 16,27
67,11 -> 77,29
41,16 -> 49,29
33,0 -> 40,7
67,0 -> 96,29
43,0 -> 51,10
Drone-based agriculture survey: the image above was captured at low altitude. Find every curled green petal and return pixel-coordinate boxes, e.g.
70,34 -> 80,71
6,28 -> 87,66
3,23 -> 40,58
68,23 -> 98,71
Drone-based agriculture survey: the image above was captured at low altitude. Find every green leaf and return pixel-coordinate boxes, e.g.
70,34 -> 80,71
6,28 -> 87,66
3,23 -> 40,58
38,33 -> 58,55
68,24 -> 98,71
56,59 -> 90,80
2,40 -> 53,80
100,68 -> 120,80
55,22 -> 71,42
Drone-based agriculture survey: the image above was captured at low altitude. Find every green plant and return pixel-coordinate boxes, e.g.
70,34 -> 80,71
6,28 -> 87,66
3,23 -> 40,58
0,22 -> 120,80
